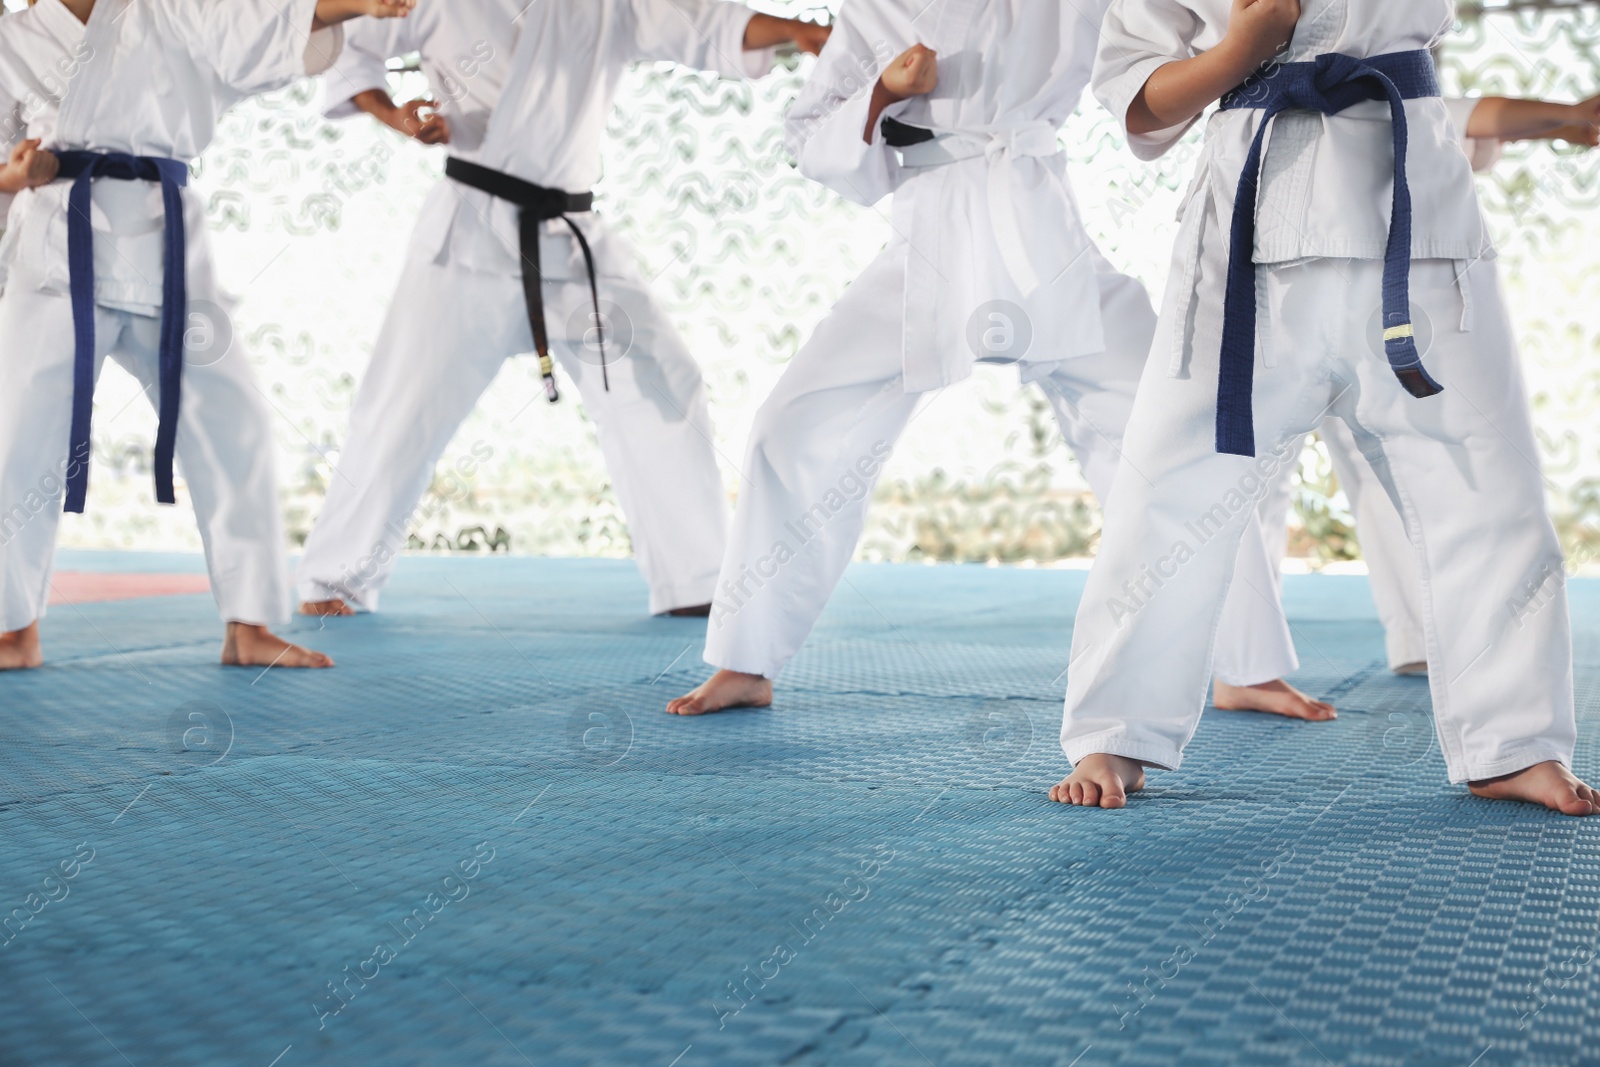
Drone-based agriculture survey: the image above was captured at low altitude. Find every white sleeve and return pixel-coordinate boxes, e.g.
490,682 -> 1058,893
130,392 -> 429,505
322,18 -> 416,120
784,16 -> 902,207
1092,0 -> 1206,161
624,0 -> 774,80
169,0 -> 344,96
1443,97 -> 1504,174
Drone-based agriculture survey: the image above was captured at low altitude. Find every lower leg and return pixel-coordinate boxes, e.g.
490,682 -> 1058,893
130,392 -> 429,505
552,280 -> 728,616
1210,497 -> 1333,721
686,245 -> 917,694
1351,261 -> 1578,804
301,598 -> 356,617
221,621 -> 333,669
0,621 -> 42,670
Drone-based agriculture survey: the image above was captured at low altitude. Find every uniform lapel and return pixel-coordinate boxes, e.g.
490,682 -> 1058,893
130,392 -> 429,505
54,0 -> 125,145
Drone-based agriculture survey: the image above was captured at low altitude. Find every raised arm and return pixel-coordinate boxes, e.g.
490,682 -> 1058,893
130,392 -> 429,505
627,0 -> 827,79
743,13 -> 830,56
169,0 -> 411,96
320,14 -> 447,144
862,45 -> 937,145
313,0 -> 415,31
784,10 -> 910,206
1465,94 -> 1600,147
1125,0 -> 1299,136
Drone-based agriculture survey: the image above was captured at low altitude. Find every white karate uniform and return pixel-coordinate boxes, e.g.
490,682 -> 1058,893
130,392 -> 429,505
0,0 -> 342,632
297,0 -> 770,615
1261,98 -> 1500,674
703,0 -> 1297,685
1065,0 -> 1576,784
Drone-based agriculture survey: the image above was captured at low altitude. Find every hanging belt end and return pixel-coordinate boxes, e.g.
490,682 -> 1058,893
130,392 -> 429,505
1215,424 -> 1257,458
1383,328 -> 1444,398
1393,364 -> 1444,400
540,354 -> 560,403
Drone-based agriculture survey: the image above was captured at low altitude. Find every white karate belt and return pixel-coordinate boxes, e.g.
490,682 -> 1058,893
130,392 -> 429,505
896,123 -> 1062,297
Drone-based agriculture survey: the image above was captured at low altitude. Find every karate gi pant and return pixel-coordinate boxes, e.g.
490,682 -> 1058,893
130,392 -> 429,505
0,272 -> 290,631
1264,418 -> 1428,673
1063,255 -> 1576,784
1320,417 -> 1428,670
296,251 -> 728,615
703,241 -> 1298,685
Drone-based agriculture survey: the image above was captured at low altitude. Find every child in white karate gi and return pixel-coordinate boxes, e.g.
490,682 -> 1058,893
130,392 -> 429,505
1053,0 -> 1596,816
0,0 -> 413,672
669,0 -> 1332,723
294,0 -> 828,620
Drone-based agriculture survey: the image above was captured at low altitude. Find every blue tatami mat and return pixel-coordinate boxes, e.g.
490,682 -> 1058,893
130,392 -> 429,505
2,553 -> 1597,1067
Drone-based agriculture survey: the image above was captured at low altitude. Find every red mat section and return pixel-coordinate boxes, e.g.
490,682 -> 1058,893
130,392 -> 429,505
48,571 -> 212,605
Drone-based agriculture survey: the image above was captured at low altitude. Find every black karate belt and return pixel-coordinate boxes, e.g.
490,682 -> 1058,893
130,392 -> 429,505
1214,50 -> 1443,457
881,116 -> 935,147
443,156 -> 605,402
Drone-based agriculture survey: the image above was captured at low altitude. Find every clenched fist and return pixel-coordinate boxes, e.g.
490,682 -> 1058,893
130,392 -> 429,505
391,99 -> 450,145
0,139 -> 59,194
1227,0 -> 1300,69
880,43 -> 938,102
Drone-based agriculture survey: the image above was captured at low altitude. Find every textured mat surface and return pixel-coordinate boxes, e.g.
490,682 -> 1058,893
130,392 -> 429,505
1,552 -> 1597,1067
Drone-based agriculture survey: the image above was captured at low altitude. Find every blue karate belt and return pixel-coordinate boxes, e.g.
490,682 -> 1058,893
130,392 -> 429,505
54,150 -> 190,513
1214,50 -> 1444,457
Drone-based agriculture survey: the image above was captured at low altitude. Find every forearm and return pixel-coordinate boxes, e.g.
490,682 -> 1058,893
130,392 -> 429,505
352,87 -> 404,129
1467,97 -> 1586,142
862,81 -> 901,144
742,13 -> 806,50
1127,38 -> 1264,137
313,0 -> 366,30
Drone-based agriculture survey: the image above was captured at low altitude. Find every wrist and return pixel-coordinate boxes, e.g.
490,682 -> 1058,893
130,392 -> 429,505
1215,32 -> 1277,81
873,77 -> 906,108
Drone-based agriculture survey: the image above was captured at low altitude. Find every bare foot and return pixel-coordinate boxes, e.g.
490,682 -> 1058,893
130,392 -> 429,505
1470,761 -> 1598,817
665,604 -> 712,618
1048,754 -> 1146,809
222,623 -> 334,669
1213,678 -> 1336,721
666,669 -> 771,716
0,622 -> 42,671
300,598 -> 355,617
1394,661 -> 1428,677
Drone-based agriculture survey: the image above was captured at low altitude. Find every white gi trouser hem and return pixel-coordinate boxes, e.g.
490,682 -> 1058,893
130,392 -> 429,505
1061,733 -> 1182,772
650,570 -> 720,616
1453,747 -> 1574,787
